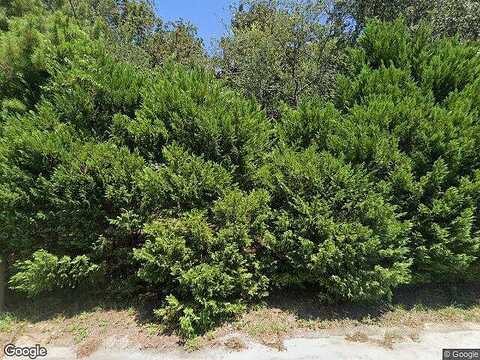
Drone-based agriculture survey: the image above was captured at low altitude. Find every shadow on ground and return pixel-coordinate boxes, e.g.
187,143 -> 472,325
4,286 -> 160,326
265,282 -> 480,323
4,281 -> 480,330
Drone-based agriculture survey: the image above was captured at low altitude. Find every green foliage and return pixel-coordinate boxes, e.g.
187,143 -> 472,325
419,37 -> 480,102
2,1 -> 480,340
112,64 -> 272,183
135,189 -> 271,337
136,144 -> 233,213
256,148 -> 411,301
45,54 -> 145,136
0,11 -> 49,107
280,20 -> 480,283
0,102 -> 145,256
429,0 -> 480,40
217,0 -> 344,115
0,4 -> 272,337
330,0 -> 480,41
9,250 -> 100,297
0,0 -> 207,68
80,0 -> 206,68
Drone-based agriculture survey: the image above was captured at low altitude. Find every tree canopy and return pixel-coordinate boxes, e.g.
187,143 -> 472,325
217,0 -> 344,116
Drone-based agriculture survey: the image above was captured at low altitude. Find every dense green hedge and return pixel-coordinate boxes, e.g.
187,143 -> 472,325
1,11 -> 480,337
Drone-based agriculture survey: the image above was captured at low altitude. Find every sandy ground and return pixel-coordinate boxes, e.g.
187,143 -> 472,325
7,328 -> 480,360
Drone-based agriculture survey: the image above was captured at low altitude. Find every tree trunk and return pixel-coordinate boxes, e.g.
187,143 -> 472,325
0,256 -> 5,313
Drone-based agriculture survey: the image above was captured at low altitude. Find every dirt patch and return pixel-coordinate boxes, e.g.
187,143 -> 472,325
234,308 -> 298,350
345,330 -> 369,343
77,337 -> 102,358
223,336 -> 247,351
0,305 -> 181,357
2,283 -> 480,354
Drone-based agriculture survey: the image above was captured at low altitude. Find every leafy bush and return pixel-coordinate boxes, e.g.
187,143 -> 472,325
111,64 -> 272,183
134,189 -> 271,337
136,144 -> 233,213
9,250 -> 100,297
279,20 -> 480,283
256,147 -> 411,301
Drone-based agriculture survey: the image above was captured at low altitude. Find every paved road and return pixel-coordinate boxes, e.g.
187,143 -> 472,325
10,329 -> 480,360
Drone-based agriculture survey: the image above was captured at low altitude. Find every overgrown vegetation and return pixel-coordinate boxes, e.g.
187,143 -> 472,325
1,0 -> 479,338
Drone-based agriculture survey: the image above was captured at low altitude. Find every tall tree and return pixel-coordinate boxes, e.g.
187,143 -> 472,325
429,0 -> 480,40
329,0 -> 480,41
217,0 -> 344,116
77,0 -> 208,67
0,0 -> 207,68
146,20 -> 207,68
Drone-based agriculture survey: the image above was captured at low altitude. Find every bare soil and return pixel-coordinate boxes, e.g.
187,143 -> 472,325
2,282 -> 480,358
